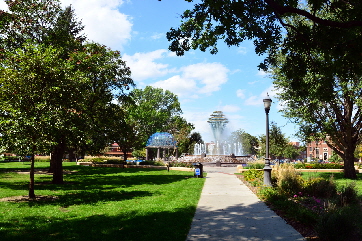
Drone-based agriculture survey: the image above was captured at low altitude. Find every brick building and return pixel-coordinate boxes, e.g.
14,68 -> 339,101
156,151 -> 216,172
306,140 -> 333,161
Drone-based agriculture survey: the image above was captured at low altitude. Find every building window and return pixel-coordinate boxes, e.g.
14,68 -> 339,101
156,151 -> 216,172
316,148 -> 319,155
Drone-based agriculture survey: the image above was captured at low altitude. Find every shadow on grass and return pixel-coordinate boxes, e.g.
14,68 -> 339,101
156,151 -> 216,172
0,205 -> 197,241
16,189 -> 154,207
1,166 -> 194,208
1,165 -> 192,189
0,199 -> 314,241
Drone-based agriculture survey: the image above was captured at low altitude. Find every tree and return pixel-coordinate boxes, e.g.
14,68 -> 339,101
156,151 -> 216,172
165,1 -> 362,179
283,144 -> 301,160
230,129 -> 258,155
257,122 -> 293,160
270,7 -> 362,178
123,86 -> 183,149
166,1 -> 362,71
0,43 -> 85,197
0,1 -> 134,188
167,116 -> 195,155
0,0 -> 84,184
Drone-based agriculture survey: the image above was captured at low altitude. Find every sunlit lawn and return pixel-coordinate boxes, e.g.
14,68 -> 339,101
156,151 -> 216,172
0,162 -> 204,241
301,171 -> 362,194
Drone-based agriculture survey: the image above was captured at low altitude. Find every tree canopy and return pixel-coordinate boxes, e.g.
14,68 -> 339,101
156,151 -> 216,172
230,129 -> 258,156
0,0 -> 134,191
166,0 -> 362,71
166,0 -> 362,179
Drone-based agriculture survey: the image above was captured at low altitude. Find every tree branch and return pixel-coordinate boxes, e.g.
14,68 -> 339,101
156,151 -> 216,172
265,0 -> 362,28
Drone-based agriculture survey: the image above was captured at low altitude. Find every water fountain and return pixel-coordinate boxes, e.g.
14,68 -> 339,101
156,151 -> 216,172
193,111 -> 245,157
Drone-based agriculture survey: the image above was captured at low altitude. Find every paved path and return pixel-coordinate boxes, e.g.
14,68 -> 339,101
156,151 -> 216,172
186,166 -> 305,241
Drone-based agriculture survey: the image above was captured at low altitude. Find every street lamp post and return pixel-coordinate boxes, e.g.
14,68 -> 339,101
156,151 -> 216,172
263,94 -> 272,187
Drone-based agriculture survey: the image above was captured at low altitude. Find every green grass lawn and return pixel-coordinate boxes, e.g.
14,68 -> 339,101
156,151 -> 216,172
301,171 -> 362,194
0,162 -> 205,241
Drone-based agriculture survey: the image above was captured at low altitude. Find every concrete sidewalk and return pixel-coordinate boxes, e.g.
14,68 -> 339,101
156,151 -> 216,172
186,167 -> 305,241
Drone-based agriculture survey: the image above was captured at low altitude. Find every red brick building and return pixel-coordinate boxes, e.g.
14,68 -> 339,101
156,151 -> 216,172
306,140 -> 333,161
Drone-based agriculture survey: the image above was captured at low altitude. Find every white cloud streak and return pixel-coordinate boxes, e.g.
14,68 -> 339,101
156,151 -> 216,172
60,0 -> 132,50
152,62 -> 229,99
123,49 -> 170,82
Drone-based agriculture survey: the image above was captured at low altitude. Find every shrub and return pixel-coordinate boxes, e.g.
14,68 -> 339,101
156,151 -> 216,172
336,182 -> 359,207
34,156 -> 50,162
295,162 -> 344,169
168,161 -> 193,168
272,163 -> 304,195
242,169 -> 263,186
106,159 -> 123,164
91,157 -> 107,163
316,207 -> 359,241
132,149 -> 146,159
303,176 -> 337,199
244,160 -> 265,169
294,162 -> 305,169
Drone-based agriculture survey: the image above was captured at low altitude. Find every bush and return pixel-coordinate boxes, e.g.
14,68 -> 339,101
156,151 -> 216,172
272,164 -> 304,195
106,159 -> 123,164
244,161 -> 265,169
295,162 -> 344,169
294,162 -> 306,169
242,169 -> 263,187
336,182 -> 359,207
34,156 -> 50,162
90,157 -> 107,163
132,149 -> 146,159
168,161 -> 193,168
316,207 -> 359,241
303,176 -> 337,198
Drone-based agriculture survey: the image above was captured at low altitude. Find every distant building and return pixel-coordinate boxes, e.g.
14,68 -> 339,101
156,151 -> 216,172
306,140 -> 333,161
104,143 -> 132,158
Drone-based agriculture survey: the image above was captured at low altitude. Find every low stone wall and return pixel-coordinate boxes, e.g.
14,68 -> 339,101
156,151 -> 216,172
76,162 -> 193,172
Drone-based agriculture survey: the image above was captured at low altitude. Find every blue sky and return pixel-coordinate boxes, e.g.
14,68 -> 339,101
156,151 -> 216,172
1,0 -> 300,143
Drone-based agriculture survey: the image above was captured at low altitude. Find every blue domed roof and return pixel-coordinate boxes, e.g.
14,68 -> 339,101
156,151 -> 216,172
146,132 -> 177,147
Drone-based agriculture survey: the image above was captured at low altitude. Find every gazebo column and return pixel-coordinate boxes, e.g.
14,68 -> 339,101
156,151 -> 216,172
157,148 -> 160,159
146,147 -> 149,161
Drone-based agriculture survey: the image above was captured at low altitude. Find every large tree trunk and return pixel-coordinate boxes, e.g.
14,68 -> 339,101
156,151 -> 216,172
52,141 -> 66,184
48,152 -> 55,173
343,147 -> 357,179
29,152 -> 36,198
123,149 -> 128,162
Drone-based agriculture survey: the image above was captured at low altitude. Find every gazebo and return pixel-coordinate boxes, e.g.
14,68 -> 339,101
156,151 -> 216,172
145,132 -> 178,161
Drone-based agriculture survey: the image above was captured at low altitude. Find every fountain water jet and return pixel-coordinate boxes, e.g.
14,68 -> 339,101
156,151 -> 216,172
193,111 -> 244,157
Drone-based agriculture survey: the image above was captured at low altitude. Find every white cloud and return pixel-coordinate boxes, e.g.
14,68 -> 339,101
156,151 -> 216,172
182,62 -> 229,94
151,32 -> 164,40
124,49 -> 229,99
237,47 -> 247,55
152,62 -> 229,99
221,105 -> 241,113
257,69 -> 268,76
60,0 -> 132,50
245,85 -> 277,107
236,89 -> 246,99
152,75 -> 198,99
123,49 -> 170,82
245,96 -> 260,106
